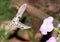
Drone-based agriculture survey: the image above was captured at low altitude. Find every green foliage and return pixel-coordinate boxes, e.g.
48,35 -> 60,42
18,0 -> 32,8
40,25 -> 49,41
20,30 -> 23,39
57,34 -> 60,42
20,13 -> 30,23
18,29 -> 27,36
0,0 -> 11,15
0,0 -> 17,23
28,29 -> 38,42
0,29 -> 12,42
0,29 -> 5,37
28,29 -> 34,38
54,27 -> 60,42
54,16 -> 60,21
0,0 -> 17,41
54,27 -> 60,33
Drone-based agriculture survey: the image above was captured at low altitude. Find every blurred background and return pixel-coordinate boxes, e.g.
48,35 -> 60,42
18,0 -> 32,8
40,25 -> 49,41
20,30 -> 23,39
0,0 -> 60,42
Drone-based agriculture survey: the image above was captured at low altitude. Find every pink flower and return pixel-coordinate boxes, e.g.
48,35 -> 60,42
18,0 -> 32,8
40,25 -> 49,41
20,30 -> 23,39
40,16 -> 54,35
46,37 -> 57,42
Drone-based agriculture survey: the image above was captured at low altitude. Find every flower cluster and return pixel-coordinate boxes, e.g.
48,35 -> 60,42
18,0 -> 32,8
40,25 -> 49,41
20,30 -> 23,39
40,16 -> 54,35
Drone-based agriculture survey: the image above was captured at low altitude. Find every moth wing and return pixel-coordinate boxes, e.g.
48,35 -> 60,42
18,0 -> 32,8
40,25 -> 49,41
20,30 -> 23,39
16,22 -> 31,30
16,4 -> 27,18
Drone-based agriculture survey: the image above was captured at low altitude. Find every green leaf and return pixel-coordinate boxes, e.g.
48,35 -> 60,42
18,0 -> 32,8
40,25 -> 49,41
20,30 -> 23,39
18,30 -> 27,36
54,27 -> 60,33
28,29 -> 34,39
0,29 -> 5,37
57,34 -> 60,42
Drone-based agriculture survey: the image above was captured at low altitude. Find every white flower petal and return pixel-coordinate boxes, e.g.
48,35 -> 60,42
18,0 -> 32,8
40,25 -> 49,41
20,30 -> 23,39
41,30 -> 47,35
44,16 -> 53,23
47,23 -> 54,32
40,24 -> 48,35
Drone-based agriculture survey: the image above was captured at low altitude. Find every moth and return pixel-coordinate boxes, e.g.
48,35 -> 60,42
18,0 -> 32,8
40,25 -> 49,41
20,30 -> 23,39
4,4 -> 31,41
5,3 -> 31,31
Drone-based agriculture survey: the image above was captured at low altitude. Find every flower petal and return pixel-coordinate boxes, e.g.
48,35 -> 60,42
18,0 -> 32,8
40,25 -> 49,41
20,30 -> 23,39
46,37 -> 56,42
44,16 -> 53,23
47,23 -> 54,32
57,23 -> 60,28
41,30 -> 47,35
40,24 -> 47,35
